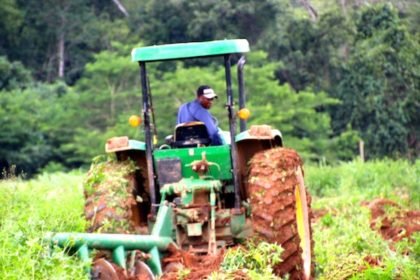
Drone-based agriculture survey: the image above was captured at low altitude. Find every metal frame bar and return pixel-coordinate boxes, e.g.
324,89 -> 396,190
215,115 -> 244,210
139,62 -> 157,215
224,55 -> 241,209
237,56 -> 247,132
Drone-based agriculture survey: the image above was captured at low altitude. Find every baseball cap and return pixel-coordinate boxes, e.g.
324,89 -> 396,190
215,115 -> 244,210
197,85 -> 218,99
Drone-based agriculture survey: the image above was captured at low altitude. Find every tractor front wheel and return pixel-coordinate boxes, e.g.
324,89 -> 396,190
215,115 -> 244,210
247,147 -> 314,279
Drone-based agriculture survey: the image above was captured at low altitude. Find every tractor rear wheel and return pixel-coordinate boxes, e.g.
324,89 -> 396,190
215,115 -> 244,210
83,158 -> 148,233
247,147 -> 314,280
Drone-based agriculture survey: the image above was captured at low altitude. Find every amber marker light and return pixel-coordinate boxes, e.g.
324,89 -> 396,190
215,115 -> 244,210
128,115 -> 142,127
237,108 -> 250,120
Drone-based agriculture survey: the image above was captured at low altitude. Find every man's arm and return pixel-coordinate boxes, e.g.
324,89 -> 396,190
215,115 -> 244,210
194,108 -> 223,145
177,103 -> 188,124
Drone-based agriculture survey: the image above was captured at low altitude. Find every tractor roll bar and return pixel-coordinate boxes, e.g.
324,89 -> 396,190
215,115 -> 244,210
139,62 -> 157,215
237,56 -> 247,132
224,55 -> 241,210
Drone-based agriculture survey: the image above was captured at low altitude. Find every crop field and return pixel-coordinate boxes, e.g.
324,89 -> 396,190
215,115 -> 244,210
0,159 -> 418,280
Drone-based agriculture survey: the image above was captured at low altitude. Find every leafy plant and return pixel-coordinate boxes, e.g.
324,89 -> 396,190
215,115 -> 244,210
221,240 -> 283,279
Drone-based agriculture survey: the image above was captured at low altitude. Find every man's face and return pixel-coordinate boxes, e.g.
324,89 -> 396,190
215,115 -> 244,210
198,95 -> 214,109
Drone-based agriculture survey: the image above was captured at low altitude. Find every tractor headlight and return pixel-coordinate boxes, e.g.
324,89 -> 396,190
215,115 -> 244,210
128,115 -> 142,127
237,108 -> 250,120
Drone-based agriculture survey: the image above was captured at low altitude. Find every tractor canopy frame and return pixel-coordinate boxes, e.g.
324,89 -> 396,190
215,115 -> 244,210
131,39 -> 251,213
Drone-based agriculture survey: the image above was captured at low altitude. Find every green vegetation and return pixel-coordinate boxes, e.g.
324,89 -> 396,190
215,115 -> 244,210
83,156 -> 139,233
0,171 -> 87,279
306,159 -> 420,279
306,159 -> 420,204
314,204 -> 419,280
220,241 -> 283,279
1,159 -> 418,279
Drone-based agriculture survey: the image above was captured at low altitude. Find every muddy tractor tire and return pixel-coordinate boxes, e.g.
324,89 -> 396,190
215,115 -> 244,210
247,147 -> 314,280
83,159 -> 148,234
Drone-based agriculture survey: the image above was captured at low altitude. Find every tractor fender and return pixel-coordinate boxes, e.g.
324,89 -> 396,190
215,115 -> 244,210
104,137 -> 148,183
105,136 -> 146,153
235,125 -> 282,145
235,125 -> 283,199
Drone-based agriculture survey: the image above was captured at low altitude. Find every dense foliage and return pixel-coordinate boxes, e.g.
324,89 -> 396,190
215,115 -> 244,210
0,0 -> 418,175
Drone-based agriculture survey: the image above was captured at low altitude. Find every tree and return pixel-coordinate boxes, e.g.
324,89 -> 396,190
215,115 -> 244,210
243,51 -> 342,161
0,83 -> 78,176
0,0 -> 23,55
2,0 -> 131,85
0,56 -> 32,91
9,0 -> 91,81
129,0 -> 286,45
65,44 -> 139,164
262,9 -> 353,92
75,43 -> 138,128
331,4 -> 419,158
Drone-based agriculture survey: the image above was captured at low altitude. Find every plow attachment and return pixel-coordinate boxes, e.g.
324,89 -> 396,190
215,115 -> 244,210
47,232 -> 174,275
47,204 -> 176,278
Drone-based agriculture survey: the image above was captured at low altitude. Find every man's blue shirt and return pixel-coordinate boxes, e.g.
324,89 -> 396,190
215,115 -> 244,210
177,100 -> 223,145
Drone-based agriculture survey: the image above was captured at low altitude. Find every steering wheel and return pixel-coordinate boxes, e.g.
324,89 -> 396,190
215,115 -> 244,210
159,144 -> 171,149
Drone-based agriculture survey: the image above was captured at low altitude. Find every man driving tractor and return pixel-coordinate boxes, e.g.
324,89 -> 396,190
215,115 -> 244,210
177,85 -> 223,145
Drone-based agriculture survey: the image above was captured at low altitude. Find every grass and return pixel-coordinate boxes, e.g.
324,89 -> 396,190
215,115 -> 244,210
0,171 -> 87,280
306,159 -> 420,279
305,159 -> 419,206
0,159 -> 418,279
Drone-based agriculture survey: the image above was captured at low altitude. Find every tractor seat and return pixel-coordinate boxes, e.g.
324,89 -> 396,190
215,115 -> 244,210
173,122 -> 211,148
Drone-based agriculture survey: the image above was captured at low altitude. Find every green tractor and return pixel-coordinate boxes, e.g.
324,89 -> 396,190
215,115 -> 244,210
49,39 -> 313,279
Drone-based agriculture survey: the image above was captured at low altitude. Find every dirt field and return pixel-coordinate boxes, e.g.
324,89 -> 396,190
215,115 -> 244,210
365,198 -> 420,243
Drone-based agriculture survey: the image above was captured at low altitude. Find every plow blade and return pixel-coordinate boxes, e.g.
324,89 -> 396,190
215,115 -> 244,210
46,233 -> 174,275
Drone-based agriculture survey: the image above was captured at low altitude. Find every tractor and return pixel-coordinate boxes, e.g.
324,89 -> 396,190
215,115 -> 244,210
48,39 -> 313,279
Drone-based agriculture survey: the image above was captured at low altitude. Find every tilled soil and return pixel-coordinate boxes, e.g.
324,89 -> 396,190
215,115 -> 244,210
160,250 -> 226,280
364,198 -> 420,243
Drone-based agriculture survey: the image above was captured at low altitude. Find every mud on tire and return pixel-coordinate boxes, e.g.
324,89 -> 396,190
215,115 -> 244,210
83,158 -> 148,233
247,147 -> 314,280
